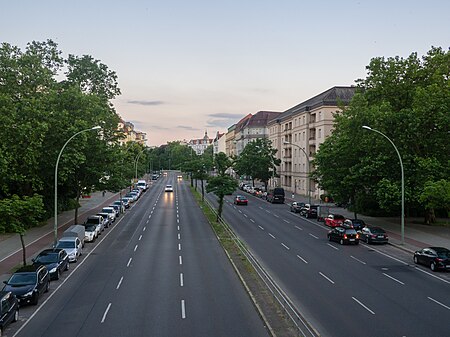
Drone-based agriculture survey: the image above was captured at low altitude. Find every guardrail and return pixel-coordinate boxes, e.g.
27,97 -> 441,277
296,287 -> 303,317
203,197 -> 318,337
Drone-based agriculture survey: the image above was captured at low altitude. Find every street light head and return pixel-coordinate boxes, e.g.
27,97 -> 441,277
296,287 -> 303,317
91,126 -> 101,130
362,125 -> 372,130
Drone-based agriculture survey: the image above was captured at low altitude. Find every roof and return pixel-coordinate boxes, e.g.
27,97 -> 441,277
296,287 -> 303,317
269,86 -> 356,124
245,111 -> 281,128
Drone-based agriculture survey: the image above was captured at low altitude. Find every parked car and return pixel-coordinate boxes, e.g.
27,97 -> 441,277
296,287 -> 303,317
131,189 -> 142,198
360,226 -> 388,244
84,224 -> 98,242
290,201 -> 305,213
350,219 -> 366,231
300,204 -> 319,218
0,291 -> 19,335
2,265 -> 50,306
165,185 -> 174,192
325,214 -> 346,227
85,215 -> 105,233
112,200 -> 125,213
101,207 -> 117,222
413,247 -> 450,272
56,237 -> 82,262
108,204 -> 121,217
125,192 -> 138,202
327,227 -> 359,245
95,213 -> 110,229
121,197 -> 132,207
266,188 -> 285,204
234,195 -> 248,205
137,179 -> 148,191
32,248 -> 69,280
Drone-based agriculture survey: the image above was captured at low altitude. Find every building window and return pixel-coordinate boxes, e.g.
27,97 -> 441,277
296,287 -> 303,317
318,128 -> 322,138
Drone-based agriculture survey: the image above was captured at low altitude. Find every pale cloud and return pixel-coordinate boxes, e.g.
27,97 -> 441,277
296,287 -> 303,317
127,100 -> 165,106
177,125 -> 201,131
208,112 -> 244,119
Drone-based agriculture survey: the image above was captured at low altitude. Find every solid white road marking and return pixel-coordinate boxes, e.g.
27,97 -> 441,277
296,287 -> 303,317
319,272 -> 335,284
309,233 -> 319,239
127,258 -> 132,267
269,233 -> 276,239
281,243 -> 290,250
352,297 -> 375,314
116,277 -> 123,290
181,300 -> 186,319
101,303 -> 112,323
297,255 -> 308,264
180,273 -> 184,287
351,255 -> 366,265
383,273 -> 405,285
428,297 -> 450,310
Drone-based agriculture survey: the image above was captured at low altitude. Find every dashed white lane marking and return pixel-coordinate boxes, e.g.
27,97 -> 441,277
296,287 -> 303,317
238,210 -> 242,214
177,226 -> 180,230
295,226 -> 303,231
134,244 -> 138,252
139,235 -> 142,241
352,297 -> 375,315
273,214 -> 280,218
178,233 -> 181,240
281,243 -> 290,250
250,219 -> 255,223
268,233 -> 276,239
309,233 -> 319,239
177,219 -> 180,223
116,277 -> 123,290
101,303 -> 112,323
127,258 -> 132,267
319,272 -> 335,284
283,219 -> 290,223
146,220 -> 149,223
351,255 -> 366,264
297,255 -> 308,264
178,243 -> 181,251
180,273 -> 184,287
383,273 -> 405,285
181,300 -> 186,319
327,243 -> 339,250
243,214 -> 248,218
428,297 -> 450,310
179,256 -> 183,265
259,206 -> 263,210
143,227 -> 146,231
258,225 -> 264,230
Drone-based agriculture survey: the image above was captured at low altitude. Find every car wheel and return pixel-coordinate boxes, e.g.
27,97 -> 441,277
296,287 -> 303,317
13,308 -> 19,322
340,239 -> 344,245
431,262 -> 437,272
413,256 -> 418,264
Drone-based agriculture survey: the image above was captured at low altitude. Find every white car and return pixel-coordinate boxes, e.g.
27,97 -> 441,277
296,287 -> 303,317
84,224 -> 98,242
101,207 -> 117,222
56,237 -> 82,262
96,213 -> 111,228
165,185 -> 174,192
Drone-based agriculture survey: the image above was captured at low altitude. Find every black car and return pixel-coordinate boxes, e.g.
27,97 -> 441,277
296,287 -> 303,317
0,291 -> 19,335
300,204 -> 319,218
413,247 -> 450,272
350,219 -> 366,231
290,201 -> 305,213
3,265 -> 50,306
327,227 -> 360,245
360,226 -> 388,244
266,188 -> 285,204
32,248 -> 69,280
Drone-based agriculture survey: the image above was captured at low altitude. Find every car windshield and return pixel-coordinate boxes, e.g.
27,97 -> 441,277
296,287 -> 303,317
35,253 -> 58,263
345,229 -> 357,234
57,241 -> 75,248
85,225 -> 96,232
8,273 -> 37,285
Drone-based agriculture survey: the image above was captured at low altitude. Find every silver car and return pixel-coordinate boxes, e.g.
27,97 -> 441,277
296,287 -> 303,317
56,237 -> 82,262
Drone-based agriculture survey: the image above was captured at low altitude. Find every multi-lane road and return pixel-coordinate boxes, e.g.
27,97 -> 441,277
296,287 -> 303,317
8,174 -> 269,337
210,190 -> 450,337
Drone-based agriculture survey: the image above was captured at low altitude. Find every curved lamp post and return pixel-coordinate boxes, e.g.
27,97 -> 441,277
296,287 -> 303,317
284,141 -> 311,204
54,126 -> 101,246
362,125 -> 404,244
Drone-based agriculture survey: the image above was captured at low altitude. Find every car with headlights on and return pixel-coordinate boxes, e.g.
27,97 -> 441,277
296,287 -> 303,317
0,290 -> 19,335
2,265 -> 49,306
56,237 -> 82,262
327,227 -> 359,245
165,185 -> 174,192
413,247 -> 450,272
32,248 -> 69,280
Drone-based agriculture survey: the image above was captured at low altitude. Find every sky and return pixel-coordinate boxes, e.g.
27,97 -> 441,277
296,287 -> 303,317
1,0 -> 449,146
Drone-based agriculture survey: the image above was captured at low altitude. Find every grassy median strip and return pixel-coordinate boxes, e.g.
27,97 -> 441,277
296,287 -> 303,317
190,187 -> 300,337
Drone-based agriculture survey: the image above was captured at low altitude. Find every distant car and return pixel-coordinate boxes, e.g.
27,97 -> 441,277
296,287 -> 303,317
32,248 -> 69,280
177,175 -> 183,180
121,197 -> 132,207
108,204 -> 121,217
165,185 -> 174,192
300,204 -> 318,218
112,200 -> 125,213
96,213 -> 111,228
2,265 -> 50,306
325,214 -> 346,227
0,291 -> 19,334
290,201 -> 305,213
84,223 -> 98,242
360,226 -> 388,244
56,237 -> 82,262
413,247 -> 450,272
327,227 -> 359,245
85,215 -> 105,234
101,207 -> 117,222
234,195 -> 248,205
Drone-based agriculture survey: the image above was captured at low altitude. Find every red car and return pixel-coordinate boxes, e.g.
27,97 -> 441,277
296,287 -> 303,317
325,214 -> 346,227
234,195 -> 248,205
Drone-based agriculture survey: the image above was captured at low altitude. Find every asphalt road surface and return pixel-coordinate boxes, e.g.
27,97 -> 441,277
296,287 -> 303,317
9,175 -> 269,337
214,191 -> 450,337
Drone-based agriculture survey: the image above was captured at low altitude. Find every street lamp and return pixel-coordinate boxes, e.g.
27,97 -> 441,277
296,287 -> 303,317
54,126 -> 101,247
284,141 -> 311,204
362,125 -> 405,244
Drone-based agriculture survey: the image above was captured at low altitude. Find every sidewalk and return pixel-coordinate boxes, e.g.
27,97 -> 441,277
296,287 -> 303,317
284,192 -> 450,254
0,190 -> 124,282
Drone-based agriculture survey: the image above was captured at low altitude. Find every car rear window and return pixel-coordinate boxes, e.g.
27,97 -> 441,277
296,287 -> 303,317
345,229 -> 357,234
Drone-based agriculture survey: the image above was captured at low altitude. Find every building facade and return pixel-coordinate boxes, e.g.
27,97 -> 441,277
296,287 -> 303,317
188,131 -> 213,155
267,86 -> 356,199
118,120 -> 147,145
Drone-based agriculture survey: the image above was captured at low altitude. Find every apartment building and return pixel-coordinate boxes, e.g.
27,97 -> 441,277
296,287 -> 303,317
267,86 -> 356,199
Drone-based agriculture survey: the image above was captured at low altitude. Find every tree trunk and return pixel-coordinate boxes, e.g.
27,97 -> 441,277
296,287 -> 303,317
424,208 -> 436,225
20,233 -> 27,266
74,184 -> 81,224
217,196 -> 224,221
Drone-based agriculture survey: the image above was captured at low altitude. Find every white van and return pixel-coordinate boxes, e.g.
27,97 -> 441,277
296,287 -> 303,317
137,180 -> 148,191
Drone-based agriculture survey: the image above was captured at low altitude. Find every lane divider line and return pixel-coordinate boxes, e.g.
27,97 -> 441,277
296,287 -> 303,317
101,303 -> 112,323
